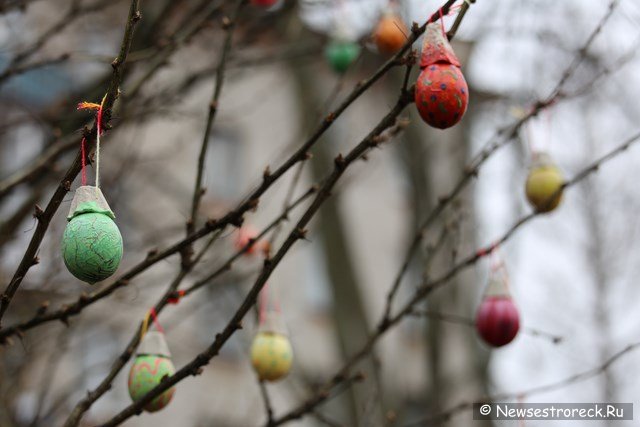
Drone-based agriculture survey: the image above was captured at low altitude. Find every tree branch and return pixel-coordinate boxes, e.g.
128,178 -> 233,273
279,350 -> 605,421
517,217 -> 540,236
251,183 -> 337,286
269,130 -> 640,426
0,0 -> 142,325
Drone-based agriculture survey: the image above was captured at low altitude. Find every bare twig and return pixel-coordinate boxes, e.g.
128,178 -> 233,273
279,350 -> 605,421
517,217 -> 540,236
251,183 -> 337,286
188,0 -> 246,238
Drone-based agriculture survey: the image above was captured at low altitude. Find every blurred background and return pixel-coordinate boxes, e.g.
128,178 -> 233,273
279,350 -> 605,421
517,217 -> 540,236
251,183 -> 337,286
1,0 -> 640,426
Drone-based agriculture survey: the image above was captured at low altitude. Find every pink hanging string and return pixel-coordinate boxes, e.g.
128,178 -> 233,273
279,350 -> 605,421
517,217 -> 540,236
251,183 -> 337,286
259,283 -> 269,325
258,282 -> 282,326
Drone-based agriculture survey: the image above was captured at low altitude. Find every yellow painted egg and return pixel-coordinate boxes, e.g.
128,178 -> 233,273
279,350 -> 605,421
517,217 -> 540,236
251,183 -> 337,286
250,331 -> 293,382
525,153 -> 564,213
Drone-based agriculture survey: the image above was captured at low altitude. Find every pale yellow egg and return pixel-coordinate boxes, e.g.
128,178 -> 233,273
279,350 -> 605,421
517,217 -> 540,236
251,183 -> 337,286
525,163 -> 564,213
250,331 -> 293,382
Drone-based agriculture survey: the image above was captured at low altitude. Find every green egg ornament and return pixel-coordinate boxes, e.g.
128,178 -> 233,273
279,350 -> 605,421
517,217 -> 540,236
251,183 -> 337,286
325,39 -> 361,74
128,331 -> 176,412
61,186 -> 123,284
250,311 -> 293,382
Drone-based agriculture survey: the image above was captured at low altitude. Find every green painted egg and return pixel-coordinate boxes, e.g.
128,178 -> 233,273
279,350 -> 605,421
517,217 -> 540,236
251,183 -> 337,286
325,40 -> 361,74
128,355 -> 176,412
62,210 -> 123,283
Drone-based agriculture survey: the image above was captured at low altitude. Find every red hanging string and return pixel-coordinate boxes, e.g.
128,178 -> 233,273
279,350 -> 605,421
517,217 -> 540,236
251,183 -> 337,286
80,137 -> 87,186
95,99 -> 104,188
149,307 -> 165,333
97,102 -> 103,135
438,7 -> 446,37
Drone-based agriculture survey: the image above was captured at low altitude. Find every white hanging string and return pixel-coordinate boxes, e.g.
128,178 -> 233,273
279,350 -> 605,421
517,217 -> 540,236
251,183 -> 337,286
95,95 -> 106,189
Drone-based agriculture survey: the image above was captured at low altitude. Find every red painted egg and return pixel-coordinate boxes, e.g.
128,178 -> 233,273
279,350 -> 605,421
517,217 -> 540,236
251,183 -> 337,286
414,22 -> 468,129
251,0 -> 277,7
475,296 -> 520,347
415,64 -> 468,129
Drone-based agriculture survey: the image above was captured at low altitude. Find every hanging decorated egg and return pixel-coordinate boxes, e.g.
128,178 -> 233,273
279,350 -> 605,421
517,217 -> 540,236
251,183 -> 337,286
475,277 -> 520,347
374,11 -> 408,55
61,186 -> 123,284
525,152 -> 564,213
251,0 -> 278,7
128,331 -> 176,412
250,311 -> 293,381
414,23 -> 468,129
325,38 -> 361,74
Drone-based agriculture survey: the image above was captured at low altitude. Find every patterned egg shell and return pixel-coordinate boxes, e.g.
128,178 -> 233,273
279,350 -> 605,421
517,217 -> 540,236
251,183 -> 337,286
61,212 -> 123,284
415,63 -> 468,129
475,296 -> 520,347
525,165 -> 564,213
250,331 -> 293,382
128,355 -> 176,412
325,40 -> 361,74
